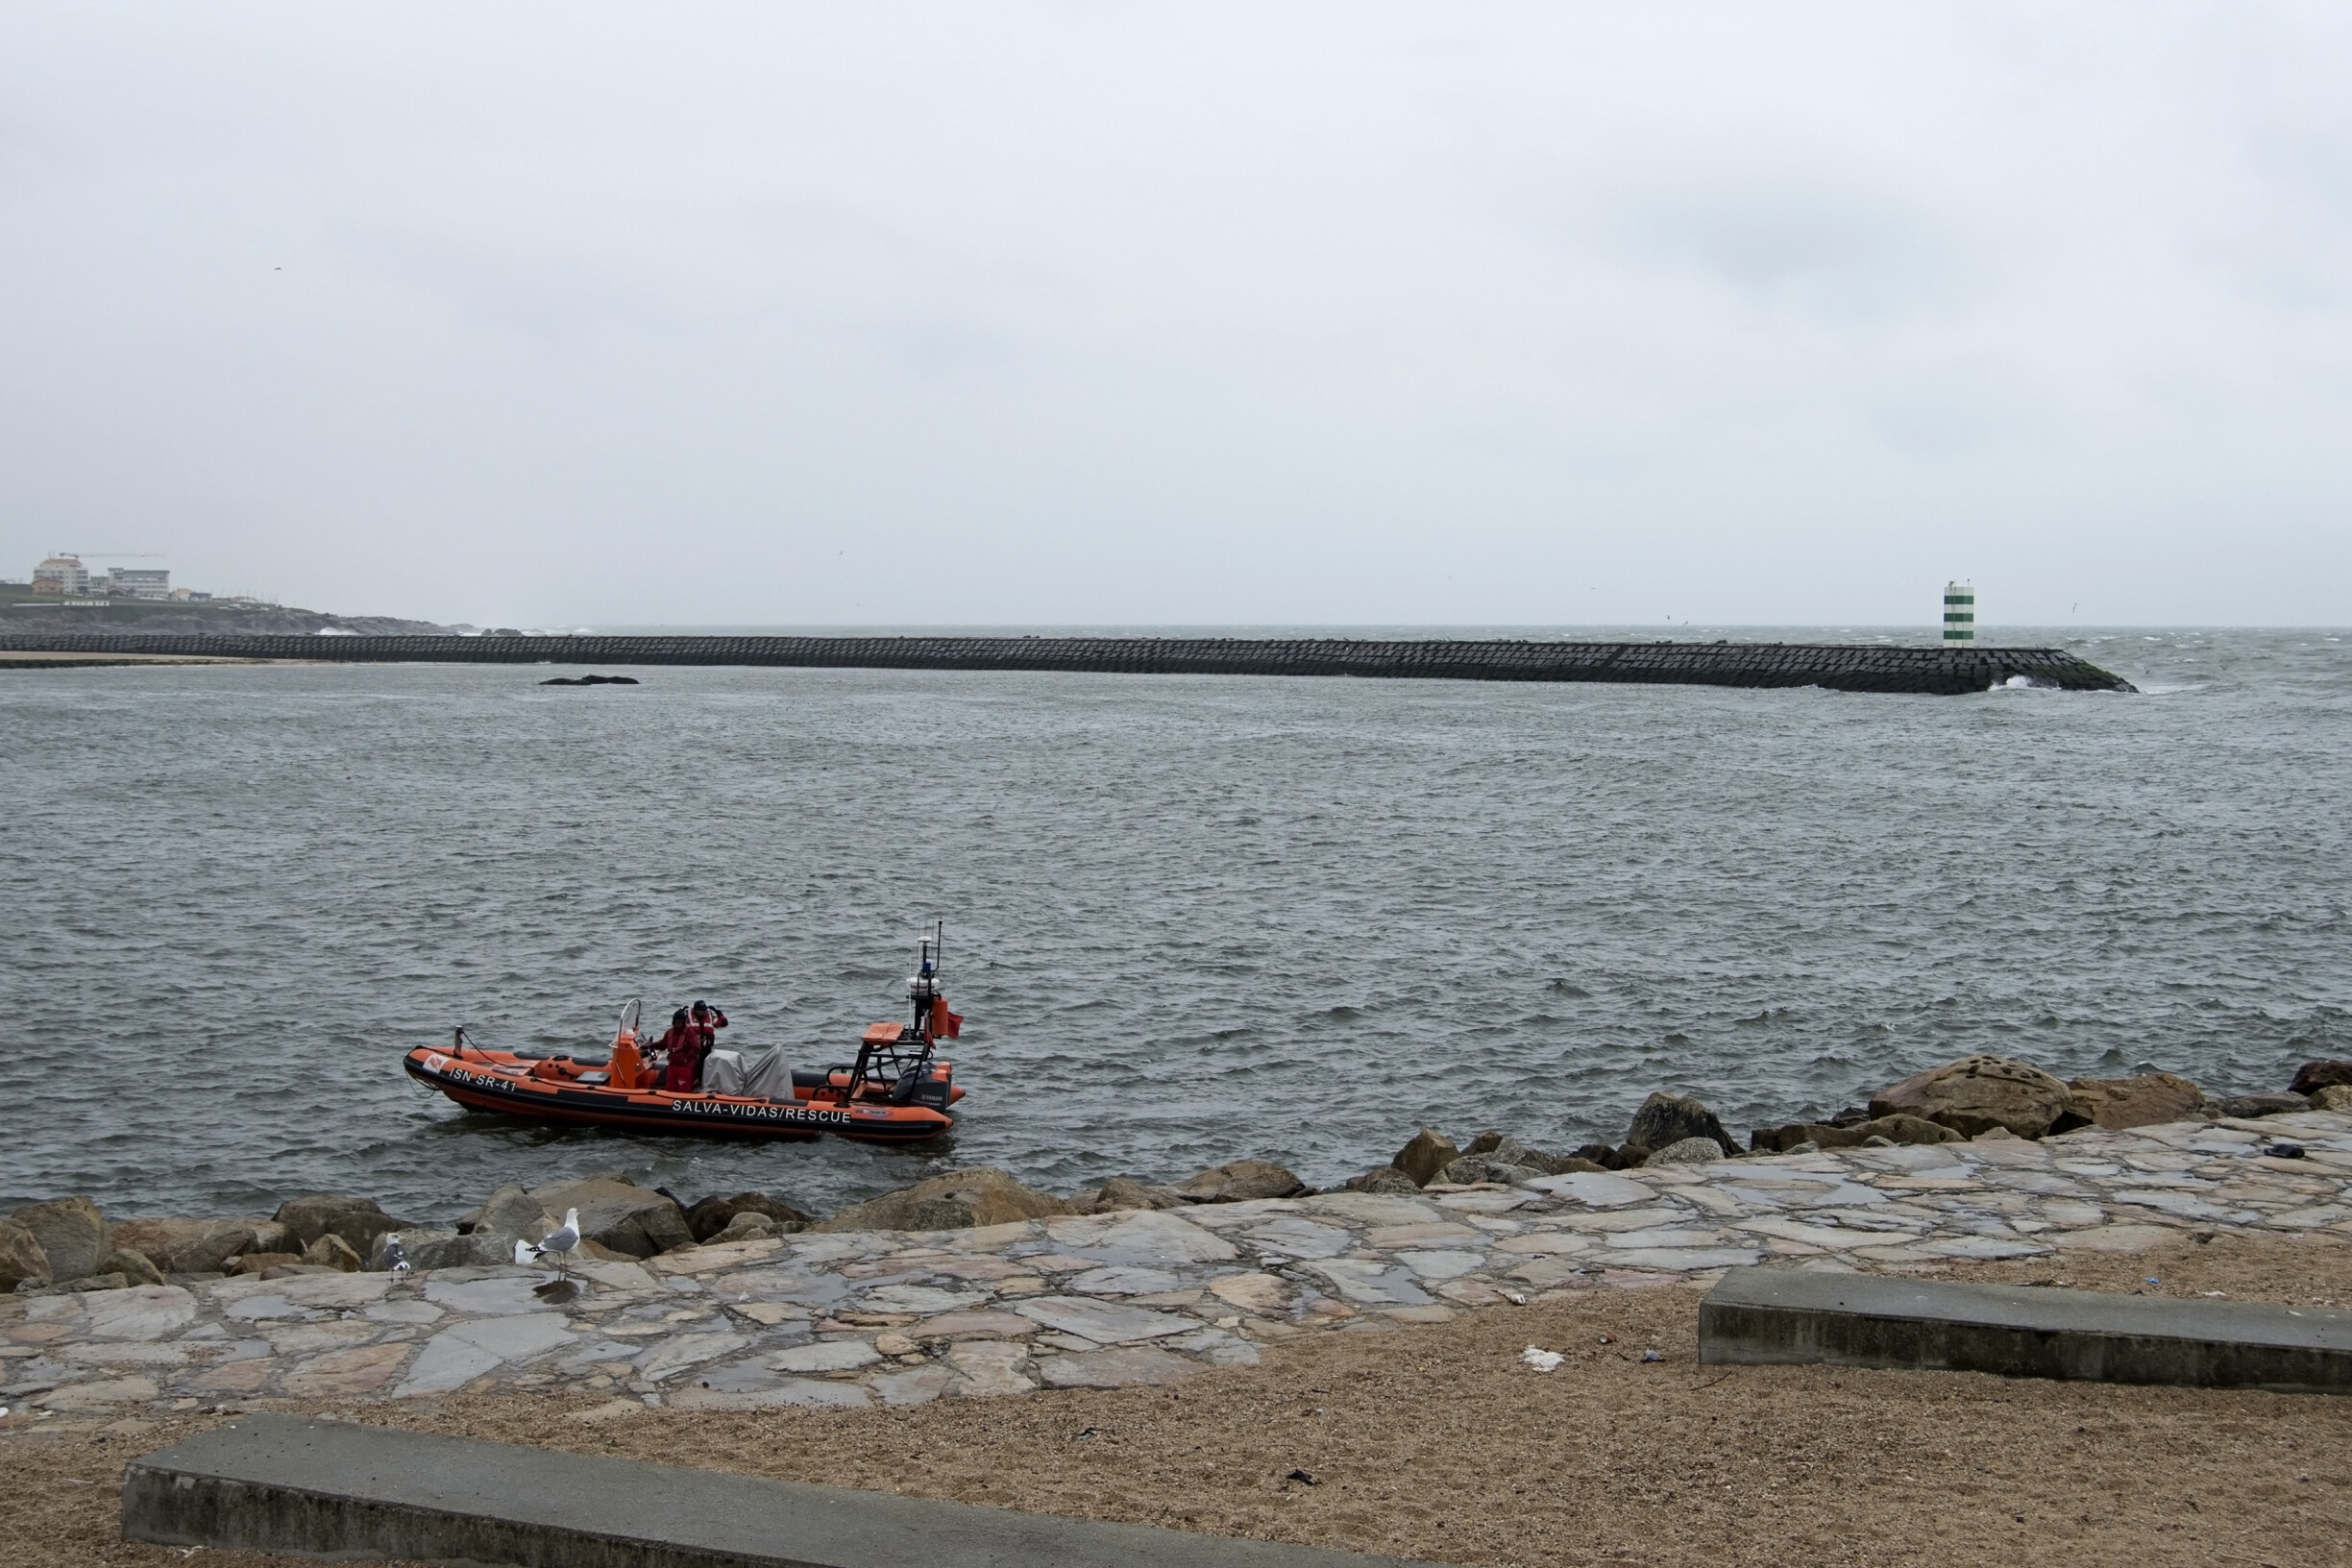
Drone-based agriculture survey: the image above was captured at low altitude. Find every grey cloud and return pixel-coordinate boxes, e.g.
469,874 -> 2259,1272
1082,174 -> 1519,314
0,2 -> 2345,627
1606,171 -> 1973,319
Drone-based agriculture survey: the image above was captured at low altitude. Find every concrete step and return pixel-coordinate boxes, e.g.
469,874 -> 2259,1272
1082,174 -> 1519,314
125,1413 -> 1431,1568
1700,1267 -> 2352,1392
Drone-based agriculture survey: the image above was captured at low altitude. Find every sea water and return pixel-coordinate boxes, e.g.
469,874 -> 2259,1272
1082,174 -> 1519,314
3,628 -> 2345,1221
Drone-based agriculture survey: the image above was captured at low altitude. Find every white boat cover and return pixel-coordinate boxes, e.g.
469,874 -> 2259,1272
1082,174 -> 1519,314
702,1046 -> 796,1100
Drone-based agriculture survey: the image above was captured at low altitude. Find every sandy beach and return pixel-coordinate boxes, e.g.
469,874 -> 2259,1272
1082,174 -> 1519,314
10,1228 -> 2347,1568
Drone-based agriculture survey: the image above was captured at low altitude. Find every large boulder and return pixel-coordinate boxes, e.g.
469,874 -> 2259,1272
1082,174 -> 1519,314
100,1247 -> 166,1287
1436,1154 -> 1551,1186
527,1175 -> 695,1258
2289,1061 -> 2352,1096
462,1184 -> 559,1241
0,1219 -> 51,1291
1624,1093 -> 1739,1158
2313,1085 -> 2352,1113
712,1212 -> 779,1243
1341,1167 -> 1425,1196
304,1234 -> 364,1272
1463,1136 -> 1567,1174
1080,1177 -> 1186,1214
10,1197 -> 110,1282
1390,1129 -> 1460,1188
367,1229 -> 517,1271
1646,1137 -> 1725,1166
683,1191 -> 814,1243
1869,1055 -> 2074,1139
813,1168 -> 1072,1234
2063,1073 -> 2205,1132
273,1195 -> 413,1255
110,1217 -> 278,1275
1173,1160 -> 1308,1204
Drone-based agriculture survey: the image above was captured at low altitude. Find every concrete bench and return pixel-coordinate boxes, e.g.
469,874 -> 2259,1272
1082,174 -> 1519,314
1700,1267 -> 2352,1392
124,1413 -> 1430,1568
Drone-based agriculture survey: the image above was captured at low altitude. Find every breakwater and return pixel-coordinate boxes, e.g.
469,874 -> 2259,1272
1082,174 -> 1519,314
0,630 -> 2133,693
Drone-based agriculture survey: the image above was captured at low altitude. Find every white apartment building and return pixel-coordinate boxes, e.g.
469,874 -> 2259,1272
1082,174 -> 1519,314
104,568 -> 171,599
32,554 -> 88,595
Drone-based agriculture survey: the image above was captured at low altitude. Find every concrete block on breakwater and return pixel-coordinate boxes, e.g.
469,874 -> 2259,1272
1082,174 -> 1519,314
125,1413 -> 1434,1568
0,631 -> 2135,694
1700,1268 -> 2352,1392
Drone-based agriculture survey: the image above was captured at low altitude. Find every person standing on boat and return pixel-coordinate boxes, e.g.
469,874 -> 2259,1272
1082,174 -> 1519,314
658,1008 -> 704,1091
690,999 -> 727,1055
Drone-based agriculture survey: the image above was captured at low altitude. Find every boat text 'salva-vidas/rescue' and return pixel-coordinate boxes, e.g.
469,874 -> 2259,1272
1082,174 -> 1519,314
403,931 -> 965,1144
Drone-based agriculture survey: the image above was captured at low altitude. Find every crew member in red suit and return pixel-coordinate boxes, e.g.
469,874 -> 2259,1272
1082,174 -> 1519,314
658,1008 -> 703,1091
691,999 -> 728,1055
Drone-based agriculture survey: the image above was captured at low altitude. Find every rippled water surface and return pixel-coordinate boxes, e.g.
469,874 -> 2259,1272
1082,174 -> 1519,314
4,628 -> 2347,1221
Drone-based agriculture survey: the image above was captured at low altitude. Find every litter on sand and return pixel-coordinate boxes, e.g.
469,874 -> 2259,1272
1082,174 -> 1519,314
1521,1346 -> 1565,1372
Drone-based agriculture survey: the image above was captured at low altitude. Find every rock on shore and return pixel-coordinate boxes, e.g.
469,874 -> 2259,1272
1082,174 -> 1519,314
1171,1161 -> 1308,1203
1752,1114 -> 1964,1154
684,1191 -> 813,1242
1869,1054 -> 2076,1139
11,1197 -> 110,1283
0,1219 -> 51,1291
527,1175 -> 695,1258
2290,1061 -> 2352,1096
1624,1093 -> 1740,1158
2065,1072 -> 2205,1131
110,1217 -> 286,1275
274,1195 -> 414,1255
812,1168 -> 1071,1233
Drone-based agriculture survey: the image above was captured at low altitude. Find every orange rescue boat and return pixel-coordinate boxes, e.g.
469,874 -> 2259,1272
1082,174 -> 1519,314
404,932 -> 966,1143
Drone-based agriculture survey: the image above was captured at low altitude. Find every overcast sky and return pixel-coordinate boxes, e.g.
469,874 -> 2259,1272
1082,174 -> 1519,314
3,3 -> 2346,627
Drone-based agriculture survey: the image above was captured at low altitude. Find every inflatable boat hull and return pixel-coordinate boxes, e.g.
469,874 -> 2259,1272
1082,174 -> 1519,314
402,1046 -> 955,1143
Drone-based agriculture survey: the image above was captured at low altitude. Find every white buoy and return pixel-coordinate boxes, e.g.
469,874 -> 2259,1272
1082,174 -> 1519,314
1943,580 -> 1975,644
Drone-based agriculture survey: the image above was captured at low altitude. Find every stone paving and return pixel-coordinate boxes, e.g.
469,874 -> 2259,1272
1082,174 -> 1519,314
7,1111 -> 2348,1420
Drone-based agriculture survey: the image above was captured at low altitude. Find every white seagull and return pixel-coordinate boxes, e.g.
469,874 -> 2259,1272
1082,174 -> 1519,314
381,1233 -> 412,1287
517,1209 -> 582,1280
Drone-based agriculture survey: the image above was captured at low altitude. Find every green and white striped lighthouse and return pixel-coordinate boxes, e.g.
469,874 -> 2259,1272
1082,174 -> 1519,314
1943,580 -> 1975,644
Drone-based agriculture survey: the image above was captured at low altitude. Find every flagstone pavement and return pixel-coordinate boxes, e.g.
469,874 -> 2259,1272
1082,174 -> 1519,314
8,1112 -> 2348,1419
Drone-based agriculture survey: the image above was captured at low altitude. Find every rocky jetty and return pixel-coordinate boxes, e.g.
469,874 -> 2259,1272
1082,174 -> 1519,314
5,1103 -> 2347,1417
0,630 -> 2137,695
8,1054 -> 2336,1301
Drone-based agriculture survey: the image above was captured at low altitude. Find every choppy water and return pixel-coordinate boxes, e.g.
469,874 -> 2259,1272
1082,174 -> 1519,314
4,627 -> 2347,1224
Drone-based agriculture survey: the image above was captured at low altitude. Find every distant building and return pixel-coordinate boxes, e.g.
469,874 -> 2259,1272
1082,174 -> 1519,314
169,586 -> 212,602
32,554 -> 86,596
104,568 -> 171,600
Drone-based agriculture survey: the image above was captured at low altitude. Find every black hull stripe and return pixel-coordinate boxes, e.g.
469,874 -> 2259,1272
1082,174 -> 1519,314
404,1058 -> 953,1143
